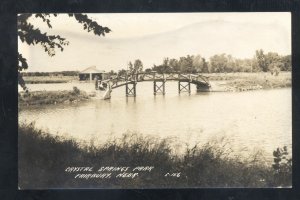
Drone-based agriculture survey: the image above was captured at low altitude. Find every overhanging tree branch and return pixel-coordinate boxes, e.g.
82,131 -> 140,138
17,13 -> 111,87
18,19 -> 69,57
68,13 -> 111,36
18,53 -> 28,72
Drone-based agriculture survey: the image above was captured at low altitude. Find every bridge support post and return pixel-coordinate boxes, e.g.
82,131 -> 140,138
126,82 -> 136,97
178,81 -> 191,94
153,81 -> 165,95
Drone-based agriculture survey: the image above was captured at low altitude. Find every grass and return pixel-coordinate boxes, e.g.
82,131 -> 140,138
18,87 -> 91,106
18,123 -> 292,189
204,72 -> 291,91
23,76 -> 78,84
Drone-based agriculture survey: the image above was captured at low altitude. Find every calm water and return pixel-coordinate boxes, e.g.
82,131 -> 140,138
19,82 -> 292,161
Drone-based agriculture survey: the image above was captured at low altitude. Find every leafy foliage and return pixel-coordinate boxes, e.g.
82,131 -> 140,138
255,49 -> 268,72
18,14 -> 69,60
272,146 -> 292,186
148,51 -> 291,74
68,14 -> 111,36
152,58 -> 173,73
18,53 -> 28,71
117,69 -> 127,77
18,13 -> 111,72
128,59 -> 143,74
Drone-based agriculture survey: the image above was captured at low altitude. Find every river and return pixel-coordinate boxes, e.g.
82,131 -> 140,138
18,82 -> 292,162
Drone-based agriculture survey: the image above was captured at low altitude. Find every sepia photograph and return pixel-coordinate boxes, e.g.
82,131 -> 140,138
17,12 -> 292,189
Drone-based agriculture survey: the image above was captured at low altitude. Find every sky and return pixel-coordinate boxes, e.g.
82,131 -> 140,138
18,12 -> 291,72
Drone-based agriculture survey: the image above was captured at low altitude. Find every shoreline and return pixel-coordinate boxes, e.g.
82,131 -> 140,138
18,72 -> 291,107
18,123 -> 292,188
18,86 -> 291,107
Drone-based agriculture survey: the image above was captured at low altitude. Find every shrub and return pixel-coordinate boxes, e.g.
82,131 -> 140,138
72,86 -> 80,95
272,146 -> 292,186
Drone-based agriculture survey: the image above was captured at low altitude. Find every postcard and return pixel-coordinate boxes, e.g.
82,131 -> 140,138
17,12 -> 292,189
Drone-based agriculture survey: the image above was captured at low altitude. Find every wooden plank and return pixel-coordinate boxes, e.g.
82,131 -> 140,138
112,81 -> 134,89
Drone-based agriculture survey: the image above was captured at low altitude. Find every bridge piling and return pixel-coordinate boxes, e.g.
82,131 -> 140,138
126,83 -> 136,97
178,81 -> 191,94
153,81 -> 165,95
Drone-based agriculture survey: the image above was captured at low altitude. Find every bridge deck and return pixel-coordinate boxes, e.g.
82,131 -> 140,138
103,72 -> 210,89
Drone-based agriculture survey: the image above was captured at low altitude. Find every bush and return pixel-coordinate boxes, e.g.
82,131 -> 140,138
72,86 -> 80,95
272,146 -> 292,186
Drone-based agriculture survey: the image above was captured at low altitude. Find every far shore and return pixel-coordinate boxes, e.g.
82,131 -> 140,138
207,71 -> 291,92
19,72 -> 291,107
23,75 -> 77,84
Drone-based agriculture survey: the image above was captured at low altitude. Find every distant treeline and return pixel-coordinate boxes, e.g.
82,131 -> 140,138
146,49 -> 291,74
115,49 -> 291,76
21,71 -> 79,77
21,50 -> 291,77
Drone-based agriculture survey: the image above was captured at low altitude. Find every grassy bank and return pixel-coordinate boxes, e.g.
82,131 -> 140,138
19,123 -> 292,189
205,72 -> 291,92
18,87 -> 90,106
23,76 -> 78,84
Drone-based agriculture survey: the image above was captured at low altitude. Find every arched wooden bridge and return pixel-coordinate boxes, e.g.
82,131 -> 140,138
99,72 -> 210,99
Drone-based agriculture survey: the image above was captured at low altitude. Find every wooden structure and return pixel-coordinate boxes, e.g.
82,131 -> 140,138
99,72 -> 210,99
79,66 -> 109,81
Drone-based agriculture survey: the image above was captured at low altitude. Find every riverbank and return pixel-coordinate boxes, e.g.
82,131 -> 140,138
18,87 -> 92,106
19,123 -> 292,189
206,72 -> 291,92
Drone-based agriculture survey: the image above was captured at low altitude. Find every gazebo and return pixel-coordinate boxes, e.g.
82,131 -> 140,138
79,66 -> 108,81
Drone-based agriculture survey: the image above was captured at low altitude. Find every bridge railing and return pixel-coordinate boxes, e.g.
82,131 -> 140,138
103,72 -> 210,89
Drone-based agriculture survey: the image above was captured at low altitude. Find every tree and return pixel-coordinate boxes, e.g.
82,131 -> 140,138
255,49 -> 268,72
192,55 -> 204,73
185,55 -> 195,73
201,58 -> 209,73
128,61 -> 134,72
133,59 -> 143,73
280,55 -> 292,71
265,52 -> 280,67
268,62 -> 282,76
144,68 -> 152,73
152,58 -> 172,74
108,70 -> 117,77
118,69 -> 127,77
169,58 -> 180,72
209,54 -> 228,73
18,13 -> 111,88
178,56 -> 193,73
235,58 -> 253,72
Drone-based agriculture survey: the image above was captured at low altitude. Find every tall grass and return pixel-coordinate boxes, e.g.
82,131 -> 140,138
18,123 -> 292,189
